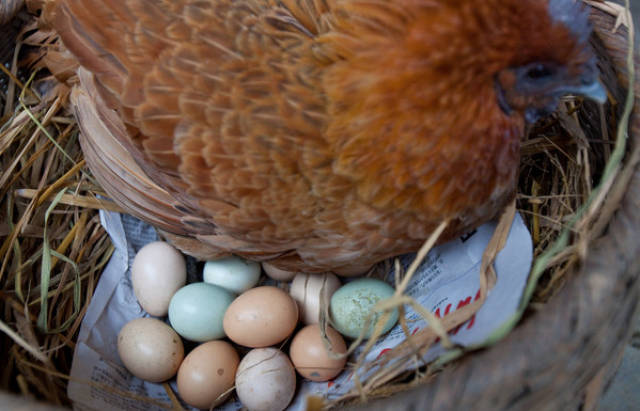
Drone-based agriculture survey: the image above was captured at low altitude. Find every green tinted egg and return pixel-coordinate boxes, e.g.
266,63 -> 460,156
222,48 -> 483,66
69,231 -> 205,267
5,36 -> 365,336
168,283 -> 235,342
330,278 -> 398,339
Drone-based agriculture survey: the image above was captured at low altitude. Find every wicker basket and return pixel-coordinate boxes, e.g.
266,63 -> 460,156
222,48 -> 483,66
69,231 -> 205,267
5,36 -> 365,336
0,4 -> 638,411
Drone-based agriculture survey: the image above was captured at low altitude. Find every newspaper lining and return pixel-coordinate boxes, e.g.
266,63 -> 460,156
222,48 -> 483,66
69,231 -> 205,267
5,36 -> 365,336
69,211 -> 532,410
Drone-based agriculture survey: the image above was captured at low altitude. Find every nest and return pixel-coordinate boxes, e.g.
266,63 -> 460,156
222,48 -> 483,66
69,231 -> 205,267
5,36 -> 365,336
0,1 -> 638,410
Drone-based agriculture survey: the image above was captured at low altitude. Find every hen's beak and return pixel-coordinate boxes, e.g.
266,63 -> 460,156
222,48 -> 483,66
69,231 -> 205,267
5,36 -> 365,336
560,78 -> 608,104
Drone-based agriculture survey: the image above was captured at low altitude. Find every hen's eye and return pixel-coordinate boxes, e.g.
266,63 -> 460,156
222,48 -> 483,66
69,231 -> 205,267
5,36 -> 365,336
526,64 -> 553,79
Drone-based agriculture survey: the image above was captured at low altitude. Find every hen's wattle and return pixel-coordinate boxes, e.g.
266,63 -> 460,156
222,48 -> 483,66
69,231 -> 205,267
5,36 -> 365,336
43,0 -> 605,273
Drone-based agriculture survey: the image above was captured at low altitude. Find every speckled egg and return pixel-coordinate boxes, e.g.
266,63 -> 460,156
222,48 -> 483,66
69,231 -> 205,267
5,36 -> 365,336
177,340 -> 239,409
289,324 -> 346,381
330,278 -> 398,339
168,283 -> 235,342
117,318 -> 184,382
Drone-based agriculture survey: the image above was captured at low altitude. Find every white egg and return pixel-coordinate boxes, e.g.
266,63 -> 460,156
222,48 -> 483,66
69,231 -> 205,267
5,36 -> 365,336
203,256 -> 261,294
131,241 -> 186,316
262,262 -> 297,281
235,348 -> 296,411
290,273 -> 341,324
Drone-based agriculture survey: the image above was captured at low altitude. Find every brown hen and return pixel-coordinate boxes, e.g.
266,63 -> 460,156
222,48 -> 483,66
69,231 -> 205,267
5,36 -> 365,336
42,0 -> 606,274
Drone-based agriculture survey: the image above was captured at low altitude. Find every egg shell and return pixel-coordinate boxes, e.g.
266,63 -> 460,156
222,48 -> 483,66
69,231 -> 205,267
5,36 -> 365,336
131,241 -> 186,316
177,340 -> 239,409
169,283 -> 235,342
203,256 -> 261,294
262,262 -> 297,281
290,273 -> 341,325
330,278 -> 399,339
117,318 -> 184,382
333,263 -> 373,277
289,324 -> 346,381
223,286 -> 298,347
235,348 -> 296,411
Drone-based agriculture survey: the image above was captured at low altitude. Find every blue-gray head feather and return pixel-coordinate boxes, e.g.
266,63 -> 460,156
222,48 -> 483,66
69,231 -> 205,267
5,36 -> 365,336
548,0 -> 591,43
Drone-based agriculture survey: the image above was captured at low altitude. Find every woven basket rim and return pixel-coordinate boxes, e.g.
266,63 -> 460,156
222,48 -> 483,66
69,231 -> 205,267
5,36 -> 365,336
358,9 -> 640,410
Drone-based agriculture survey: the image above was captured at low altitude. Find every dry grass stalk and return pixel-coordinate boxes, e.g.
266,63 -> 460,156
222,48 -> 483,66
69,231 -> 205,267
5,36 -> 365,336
0,18 -> 119,406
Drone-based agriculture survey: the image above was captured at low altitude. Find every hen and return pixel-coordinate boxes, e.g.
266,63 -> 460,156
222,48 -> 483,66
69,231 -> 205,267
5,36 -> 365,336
43,0 -> 605,274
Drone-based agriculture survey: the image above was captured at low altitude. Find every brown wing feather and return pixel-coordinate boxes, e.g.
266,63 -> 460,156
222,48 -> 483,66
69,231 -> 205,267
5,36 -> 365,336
46,0 -> 532,272
49,0 -> 360,270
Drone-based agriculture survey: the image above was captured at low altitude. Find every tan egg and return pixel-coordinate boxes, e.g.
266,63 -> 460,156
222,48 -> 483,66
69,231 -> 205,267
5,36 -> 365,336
289,324 -> 347,381
117,318 -> 184,382
223,286 -> 298,347
262,262 -> 297,281
131,241 -> 186,316
290,273 -> 341,325
177,341 -> 239,409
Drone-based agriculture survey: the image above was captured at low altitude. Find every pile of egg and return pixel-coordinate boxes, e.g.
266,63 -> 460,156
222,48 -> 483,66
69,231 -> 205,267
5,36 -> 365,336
118,241 -> 398,410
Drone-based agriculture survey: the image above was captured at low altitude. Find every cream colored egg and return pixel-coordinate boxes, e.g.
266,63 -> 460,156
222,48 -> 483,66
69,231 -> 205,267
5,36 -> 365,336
131,241 -> 186,316
117,318 -> 184,382
262,262 -> 297,281
235,348 -> 296,411
289,324 -> 346,381
177,341 -> 239,409
223,286 -> 298,347
290,273 -> 341,324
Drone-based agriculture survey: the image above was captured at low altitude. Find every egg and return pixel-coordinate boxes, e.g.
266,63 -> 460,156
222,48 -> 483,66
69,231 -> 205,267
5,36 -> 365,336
131,241 -> 186,316
289,324 -> 347,381
169,283 -> 235,342
330,278 -> 399,339
262,262 -> 297,281
117,318 -> 184,382
203,256 -> 261,294
235,348 -> 296,411
223,286 -> 298,347
290,273 -> 341,325
177,341 -> 239,409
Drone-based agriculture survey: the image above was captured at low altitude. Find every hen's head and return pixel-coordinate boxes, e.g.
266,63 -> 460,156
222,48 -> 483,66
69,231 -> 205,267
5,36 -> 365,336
491,0 -> 606,122
326,0 -> 604,127
408,0 -> 607,122
323,0 -> 604,214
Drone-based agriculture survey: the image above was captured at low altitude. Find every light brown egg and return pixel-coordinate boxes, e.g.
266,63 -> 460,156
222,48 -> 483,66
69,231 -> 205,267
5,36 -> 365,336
117,318 -> 184,382
289,324 -> 347,381
177,341 -> 239,409
223,286 -> 298,347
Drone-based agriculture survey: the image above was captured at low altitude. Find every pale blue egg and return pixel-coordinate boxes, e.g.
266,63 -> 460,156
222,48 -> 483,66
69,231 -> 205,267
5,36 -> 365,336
330,278 -> 398,339
203,256 -> 261,294
168,283 -> 236,342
